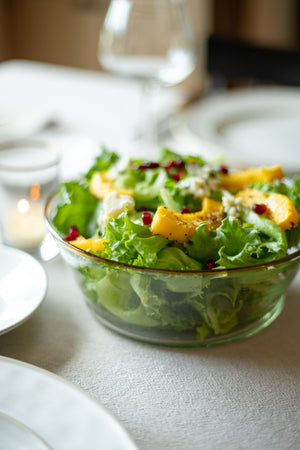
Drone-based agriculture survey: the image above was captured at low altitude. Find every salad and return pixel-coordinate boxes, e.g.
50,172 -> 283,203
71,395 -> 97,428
50,147 -> 300,340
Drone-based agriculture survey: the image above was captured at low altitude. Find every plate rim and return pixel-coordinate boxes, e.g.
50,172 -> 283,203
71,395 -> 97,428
170,85 -> 300,171
0,355 -> 138,450
0,244 -> 48,336
0,410 -> 51,449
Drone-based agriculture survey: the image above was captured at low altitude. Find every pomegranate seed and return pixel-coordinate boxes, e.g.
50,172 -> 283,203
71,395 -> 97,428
172,173 -> 181,181
142,211 -> 153,225
180,207 -> 191,214
172,170 -> 185,182
138,162 -> 160,170
219,165 -> 229,174
164,160 -> 175,170
174,159 -> 185,169
65,226 -> 80,241
165,159 -> 185,170
206,259 -> 216,270
252,203 -> 267,215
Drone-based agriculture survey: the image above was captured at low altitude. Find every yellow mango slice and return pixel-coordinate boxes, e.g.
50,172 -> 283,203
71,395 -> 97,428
220,165 -> 284,191
89,171 -> 133,200
151,197 -> 224,243
236,188 -> 300,230
69,236 -> 107,251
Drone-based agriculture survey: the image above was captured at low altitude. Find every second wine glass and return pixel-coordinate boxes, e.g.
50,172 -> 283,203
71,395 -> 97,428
98,0 -> 196,155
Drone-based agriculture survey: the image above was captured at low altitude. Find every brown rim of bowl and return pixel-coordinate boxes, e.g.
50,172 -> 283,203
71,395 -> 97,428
45,190 -> 300,276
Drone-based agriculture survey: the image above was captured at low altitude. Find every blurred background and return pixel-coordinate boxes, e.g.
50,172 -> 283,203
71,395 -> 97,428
1,0 -> 300,97
1,0 -> 300,173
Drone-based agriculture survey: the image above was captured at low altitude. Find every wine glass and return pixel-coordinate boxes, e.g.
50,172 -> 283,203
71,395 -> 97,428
98,0 -> 196,155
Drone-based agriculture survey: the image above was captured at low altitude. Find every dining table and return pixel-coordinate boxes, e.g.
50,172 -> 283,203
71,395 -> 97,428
0,59 -> 299,450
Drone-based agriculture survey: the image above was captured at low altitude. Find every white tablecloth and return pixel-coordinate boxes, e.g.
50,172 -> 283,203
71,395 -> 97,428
0,60 -> 299,450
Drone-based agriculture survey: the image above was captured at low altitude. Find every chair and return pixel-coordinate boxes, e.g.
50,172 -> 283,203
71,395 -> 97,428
207,34 -> 300,87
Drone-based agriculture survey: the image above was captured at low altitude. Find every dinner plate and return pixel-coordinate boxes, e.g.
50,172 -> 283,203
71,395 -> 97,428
0,412 -> 50,450
171,86 -> 300,173
0,104 -> 58,142
0,244 -> 47,335
0,357 -> 138,450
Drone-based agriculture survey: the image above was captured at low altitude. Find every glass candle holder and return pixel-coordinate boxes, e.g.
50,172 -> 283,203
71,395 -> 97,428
0,139 -> 61,258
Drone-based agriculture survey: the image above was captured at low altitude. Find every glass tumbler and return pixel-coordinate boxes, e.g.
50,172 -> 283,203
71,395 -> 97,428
0,139 -> 61,260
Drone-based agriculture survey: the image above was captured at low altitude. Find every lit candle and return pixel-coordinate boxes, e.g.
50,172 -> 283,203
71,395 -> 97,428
0,140 -> 60,254
3,198 -> 47,249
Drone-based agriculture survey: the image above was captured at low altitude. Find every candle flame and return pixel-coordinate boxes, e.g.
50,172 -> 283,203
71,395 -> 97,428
17,198 -> 30,213
30,183 -> 41,201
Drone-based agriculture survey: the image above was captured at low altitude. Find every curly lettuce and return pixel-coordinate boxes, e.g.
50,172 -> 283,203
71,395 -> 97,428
50,148 -> 300,341
52,181 -> 99,236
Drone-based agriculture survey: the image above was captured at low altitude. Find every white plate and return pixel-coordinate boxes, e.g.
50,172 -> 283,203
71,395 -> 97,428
171,86 -> 300,173
0,104 -> 57,141
0,245 -> 47,335
0,412 -> 50,450
0,357 -> 138,450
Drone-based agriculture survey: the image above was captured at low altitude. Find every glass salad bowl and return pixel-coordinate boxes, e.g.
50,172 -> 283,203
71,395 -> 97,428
45,191 -> 300,347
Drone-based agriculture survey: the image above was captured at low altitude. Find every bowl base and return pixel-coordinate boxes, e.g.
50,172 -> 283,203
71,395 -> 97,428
86,294 -> 285,348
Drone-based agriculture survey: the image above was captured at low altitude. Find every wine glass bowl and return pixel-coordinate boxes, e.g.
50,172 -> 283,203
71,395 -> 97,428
98,0 -> 197,151
98,0 -> 196,86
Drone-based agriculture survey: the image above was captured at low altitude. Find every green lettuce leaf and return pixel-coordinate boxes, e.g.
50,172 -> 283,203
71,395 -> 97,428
216,217 -> 263,268
130,273 -> 203,331
191,278 -> 242,335
158,147 -> 206,166
286,225 -> 300,250
134,168 -> 168,210
85,147 -> 119,180
116,166 -> 168,210
94,271 -> 159,327
185,211 -> 288,269
163,182 -> 203,212
52,181 -> 99,236
184,222 -> 222,264
101,212 -> 169,267
252,177 -> 300,213
239,207 -> 287,257
155,247 -> 203,271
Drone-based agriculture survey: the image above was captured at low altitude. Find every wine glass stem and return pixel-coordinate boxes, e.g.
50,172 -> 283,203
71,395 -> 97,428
139,80 -> 160,158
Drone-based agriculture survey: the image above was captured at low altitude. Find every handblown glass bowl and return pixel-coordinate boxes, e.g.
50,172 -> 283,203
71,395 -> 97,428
46,193 -> 300,347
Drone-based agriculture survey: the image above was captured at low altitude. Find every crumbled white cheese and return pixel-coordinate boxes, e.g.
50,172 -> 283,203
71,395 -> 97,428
105,158 -> 130,181
97,191 -> 135,229
186,163 -> 211,177
177,167 -> 220,199
222,191 -> 241,218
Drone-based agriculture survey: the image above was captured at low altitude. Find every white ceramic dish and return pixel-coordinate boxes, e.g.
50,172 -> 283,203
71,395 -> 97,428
0,412 -> 50,450
0,105 -> 57,141
0,357 -> 138,450
171,86 -> 300,173
0,244 -> 47,335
